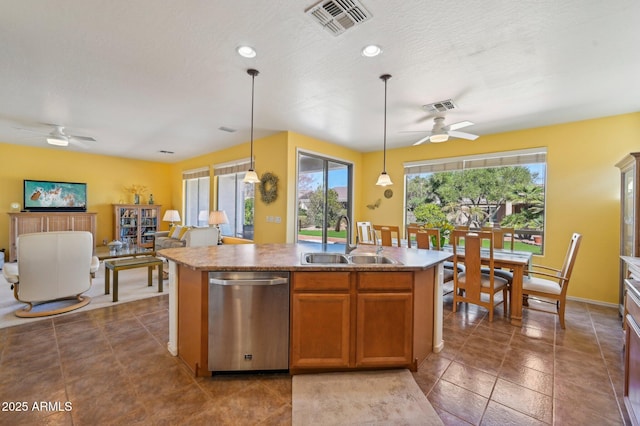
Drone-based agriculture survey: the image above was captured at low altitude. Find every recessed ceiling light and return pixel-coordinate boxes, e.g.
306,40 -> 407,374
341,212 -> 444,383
237,45 -> 257,58
361,44 -> 382,57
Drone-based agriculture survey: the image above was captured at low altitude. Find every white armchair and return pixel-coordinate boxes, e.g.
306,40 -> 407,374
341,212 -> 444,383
3,231 -> 100,317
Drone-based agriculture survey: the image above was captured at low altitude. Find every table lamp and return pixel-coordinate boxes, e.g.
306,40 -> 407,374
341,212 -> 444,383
208,210 -> 229,245
163,210 -> 181,227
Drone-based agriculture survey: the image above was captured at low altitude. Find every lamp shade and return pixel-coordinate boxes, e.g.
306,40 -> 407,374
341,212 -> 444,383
208,210 -> 229,225
243,170 -> 261,184
162,210 -> 181,223
376,172 -> 393,186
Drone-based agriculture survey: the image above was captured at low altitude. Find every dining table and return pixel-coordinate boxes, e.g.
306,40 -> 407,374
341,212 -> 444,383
441,246 -> 533,327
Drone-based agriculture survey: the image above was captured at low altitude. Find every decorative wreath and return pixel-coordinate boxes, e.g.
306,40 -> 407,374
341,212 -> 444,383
259,172 -> 279,204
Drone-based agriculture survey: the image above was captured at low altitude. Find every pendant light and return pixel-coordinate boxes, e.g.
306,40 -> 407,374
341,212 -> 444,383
376,74 -> 393,186
243,68 -> 261,184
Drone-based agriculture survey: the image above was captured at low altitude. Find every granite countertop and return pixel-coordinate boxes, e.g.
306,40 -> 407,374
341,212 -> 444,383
158,243 -> 452,272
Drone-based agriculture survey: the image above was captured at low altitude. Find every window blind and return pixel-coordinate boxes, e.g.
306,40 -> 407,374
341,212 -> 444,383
404,148 -> 547,175
213,160 -> 251,176
182,167 -> 210,180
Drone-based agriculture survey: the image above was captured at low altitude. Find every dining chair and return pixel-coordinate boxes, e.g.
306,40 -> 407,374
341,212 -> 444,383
373,225 -> 401,247
482,226 -> 515,250
413,228 -> 458,288
480,226 -> 516,284
522,232 -> 582,329
356,221 -> 377,245
406,224 -> 423,248
451,230 -> 509,322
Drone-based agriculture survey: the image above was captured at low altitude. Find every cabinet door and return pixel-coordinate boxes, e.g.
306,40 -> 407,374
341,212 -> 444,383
46,215 -> 70,231
290,293 -> 351,369
626,311 -> 640,424
139,207 -> 159,247
116,206 -> 139,243
356,292 -> 413,368
70,214 -> 94,232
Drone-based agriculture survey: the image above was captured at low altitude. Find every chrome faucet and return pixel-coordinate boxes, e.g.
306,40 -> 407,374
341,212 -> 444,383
337,215 -> 357,254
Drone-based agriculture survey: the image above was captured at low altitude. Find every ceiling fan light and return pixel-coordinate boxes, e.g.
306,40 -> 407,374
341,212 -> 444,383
243,169 -> 260,184
47,136 -> 69,146
376,172 -> 393,186
429,134 -> 449,143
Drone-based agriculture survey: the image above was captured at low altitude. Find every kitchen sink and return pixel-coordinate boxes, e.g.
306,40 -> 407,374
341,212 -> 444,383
302,253 -> 349,264
348,254 -> 398,264
301,252 -> 399,265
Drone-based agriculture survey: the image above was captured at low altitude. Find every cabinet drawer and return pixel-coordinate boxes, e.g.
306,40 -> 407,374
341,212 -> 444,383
292,272 -> 351,291
357,272 -> 413,291
628,289 -> 640,323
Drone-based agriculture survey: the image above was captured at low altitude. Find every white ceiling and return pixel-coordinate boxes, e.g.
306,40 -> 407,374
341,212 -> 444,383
1,0 -> 639,162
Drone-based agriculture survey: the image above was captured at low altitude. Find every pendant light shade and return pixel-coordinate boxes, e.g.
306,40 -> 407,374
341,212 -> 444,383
376,74 -> 393,186
243,68 -> 261,184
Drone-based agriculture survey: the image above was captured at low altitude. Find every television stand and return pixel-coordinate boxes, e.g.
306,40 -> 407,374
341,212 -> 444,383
8,212 -> 97,262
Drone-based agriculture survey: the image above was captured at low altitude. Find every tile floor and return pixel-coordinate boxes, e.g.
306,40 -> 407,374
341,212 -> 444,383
0,293 -> 629,425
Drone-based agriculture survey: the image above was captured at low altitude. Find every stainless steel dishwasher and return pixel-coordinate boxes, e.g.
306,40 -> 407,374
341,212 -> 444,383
208,271 -> 290,372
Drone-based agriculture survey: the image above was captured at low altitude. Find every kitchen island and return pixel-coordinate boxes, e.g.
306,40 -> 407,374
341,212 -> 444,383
159,243 -> 451,377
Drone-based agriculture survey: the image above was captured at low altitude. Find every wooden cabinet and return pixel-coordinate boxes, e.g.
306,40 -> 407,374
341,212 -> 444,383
177,265 -> 210,377
625,279 -> 640,424
113,204 -> 161,248
290,270 -> 414,372
617,153 -> 640,314
291,272 -> 353,370
8,212 -> 97,261
356,272 -> 413,368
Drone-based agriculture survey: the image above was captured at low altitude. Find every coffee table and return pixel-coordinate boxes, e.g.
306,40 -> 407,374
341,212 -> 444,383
104,256 -> 163,302
95,245 -> 156,261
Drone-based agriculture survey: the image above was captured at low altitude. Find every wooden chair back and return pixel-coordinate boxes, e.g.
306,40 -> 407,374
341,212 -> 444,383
373,225 -> 401,247
482,226 -> 515,250
406,224 -> 420,248
451,230 -> 508,321
356,221 -> 377,245
415,228 -> 441,250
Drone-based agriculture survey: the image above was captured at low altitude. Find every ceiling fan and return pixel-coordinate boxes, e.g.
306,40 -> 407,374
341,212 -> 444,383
411,116 -> 479,145
16,124 -> 97,147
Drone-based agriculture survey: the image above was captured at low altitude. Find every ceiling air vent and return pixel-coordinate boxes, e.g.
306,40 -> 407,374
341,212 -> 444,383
306,0 -> 372,36
422,99 -> 457,113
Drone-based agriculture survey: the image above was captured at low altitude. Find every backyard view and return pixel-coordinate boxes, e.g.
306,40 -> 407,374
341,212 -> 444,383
405,162 -> 546,254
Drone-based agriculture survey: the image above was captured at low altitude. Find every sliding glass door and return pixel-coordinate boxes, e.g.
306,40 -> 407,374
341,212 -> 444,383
296,152 -> 352,245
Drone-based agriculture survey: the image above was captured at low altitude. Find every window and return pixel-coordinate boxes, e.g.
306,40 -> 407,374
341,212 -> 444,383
296,152 -> 353,245
404,148 -> 546,254
183,168 -> 210,227
214,161 -> 254,239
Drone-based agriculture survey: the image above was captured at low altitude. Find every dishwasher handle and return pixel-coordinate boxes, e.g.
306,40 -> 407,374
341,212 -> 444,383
209,277 -> 289,286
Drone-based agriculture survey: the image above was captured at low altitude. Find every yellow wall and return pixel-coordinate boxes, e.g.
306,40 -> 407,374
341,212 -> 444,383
2,112 -> 639,305
0,143 -> 172,248
359,112 -> 640,305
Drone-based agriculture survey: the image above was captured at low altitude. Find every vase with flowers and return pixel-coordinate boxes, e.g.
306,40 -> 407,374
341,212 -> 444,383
124,184 -> 148,205
424,220 -> 454,248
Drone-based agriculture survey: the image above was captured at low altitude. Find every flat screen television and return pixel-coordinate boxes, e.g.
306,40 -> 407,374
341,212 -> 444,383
23,179 -> 87,212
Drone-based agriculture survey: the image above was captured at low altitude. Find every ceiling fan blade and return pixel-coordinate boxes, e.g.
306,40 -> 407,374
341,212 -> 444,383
413,135 -> 432,146
448,130 -> 479,140
14,127 -> 48,136
448,121 -> 474,131
69,135 -> 96,142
